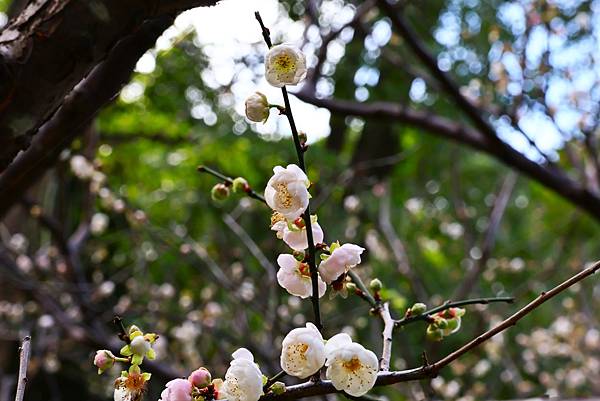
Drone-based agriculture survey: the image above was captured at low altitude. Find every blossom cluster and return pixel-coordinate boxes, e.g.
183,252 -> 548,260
264,164 -> 366,299
94,325 -> 158,401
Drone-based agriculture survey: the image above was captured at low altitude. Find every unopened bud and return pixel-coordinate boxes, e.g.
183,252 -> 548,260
409,303 -> 427,316
245,92 -> 270,123
369,278 -> 383,292
298,131 -> 308,144
435,317 -> 449,329
211,183 -> 230,201
270,381 -> 286,395
346,282 -> 357,293
94,350 -> 115,374
426,325 -> 444,342
189,367 -> 212,388
232,177 -> 249,193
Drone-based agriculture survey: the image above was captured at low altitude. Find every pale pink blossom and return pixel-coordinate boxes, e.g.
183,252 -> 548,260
318,244 -> 365,284
159,379 -> 192,401
277,254 -> 326,299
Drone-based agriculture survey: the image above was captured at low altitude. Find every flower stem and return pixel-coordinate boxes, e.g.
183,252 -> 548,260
264,370 -> 286,391
347,270 -> 377,307
255,11 -> 323,332
394,296 -> 515,327
197,165 -> 266,203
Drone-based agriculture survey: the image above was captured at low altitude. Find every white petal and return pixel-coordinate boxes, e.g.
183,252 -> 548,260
232,347 -> 254,362
325,333 -> 352,357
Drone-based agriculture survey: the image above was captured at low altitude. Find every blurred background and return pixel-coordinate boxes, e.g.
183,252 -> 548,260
0,0 -> 599,400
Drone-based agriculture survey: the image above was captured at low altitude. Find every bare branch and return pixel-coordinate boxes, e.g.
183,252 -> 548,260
379,185 -> 429,301
14,336 -> 31,401
379,303 -> 394,371
0,16 -> 175,218
260,260 -> 600,400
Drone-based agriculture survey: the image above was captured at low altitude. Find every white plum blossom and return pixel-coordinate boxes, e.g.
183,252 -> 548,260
221,348 -> 263,401
264,165 -> 310,221
280,323 -> 326,378
271,214 -> 324,251
245,92 -> 270,123
265,44 -> 307,87
324,333 -> 379,397
318,244 -> 365,284
277,254 -> 326,299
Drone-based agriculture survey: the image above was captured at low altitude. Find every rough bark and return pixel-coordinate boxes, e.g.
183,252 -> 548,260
0,15 -> 174,217
0,0 -> 218,170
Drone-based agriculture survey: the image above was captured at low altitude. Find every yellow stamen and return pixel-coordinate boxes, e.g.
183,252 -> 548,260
276,183 -> 293,208
274,54 -> 296,73
342,357 -> 362,373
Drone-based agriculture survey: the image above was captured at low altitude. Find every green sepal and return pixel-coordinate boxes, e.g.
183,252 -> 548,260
120,345 -> 132,356
131,354 -> 144,366
129,364 -> 141,374
129,330 -> 143,341
146,348 -> 156,360
142,372 -> 152,381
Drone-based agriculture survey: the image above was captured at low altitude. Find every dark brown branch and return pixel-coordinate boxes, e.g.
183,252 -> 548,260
294,89 -> 600,222
0,16 -> 174,218
0,0 -> 218,169
394,297 -> 515,327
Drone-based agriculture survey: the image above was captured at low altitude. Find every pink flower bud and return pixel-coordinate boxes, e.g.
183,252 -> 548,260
188,367 -> 212,388
93,350 -> 115,372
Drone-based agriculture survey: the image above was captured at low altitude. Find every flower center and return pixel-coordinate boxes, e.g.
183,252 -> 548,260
275,183 -> 293,208
298,263 -> 311,278
123,373 -> 146,391
274,54 -> 296,73
289,343 -> 309,360
342,357 -> 362,373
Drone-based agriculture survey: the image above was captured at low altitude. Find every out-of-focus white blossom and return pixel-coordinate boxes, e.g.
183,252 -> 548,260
70,155 -> 95,179
91,213 -> 109,235
280,323 -> 325,378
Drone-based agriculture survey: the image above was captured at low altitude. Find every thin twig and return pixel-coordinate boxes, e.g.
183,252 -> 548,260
264,370 -> 287,391
14,336 -> 31,401
197,165 -> 266,203
394,297 -> 515,327
453,173 -> 517,299
347,270 -> 377,307
255,11 -> 323,331
379,185 -> 429,301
